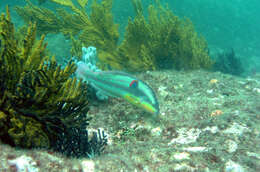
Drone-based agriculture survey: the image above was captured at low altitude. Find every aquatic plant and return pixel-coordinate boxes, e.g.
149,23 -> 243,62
213,48 -> 244,76
15,0 -> 119,64
0,7 -> 106,157
117,0 -> 212,71
54,128 -> 107,158
15,0 -> 80,36
16,0 -> 212,71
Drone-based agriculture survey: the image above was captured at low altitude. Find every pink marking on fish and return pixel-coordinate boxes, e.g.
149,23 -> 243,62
129,80 -> 138,88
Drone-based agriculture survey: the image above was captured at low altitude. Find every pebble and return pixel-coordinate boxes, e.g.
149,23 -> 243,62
225,160 -> 244,172
225,140 -> 238,153
8,155 -> 39,172
173,152 -> 190,160
81,160 -> 95,172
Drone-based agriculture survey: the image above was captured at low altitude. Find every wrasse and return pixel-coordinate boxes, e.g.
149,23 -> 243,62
76,62 -> 159,115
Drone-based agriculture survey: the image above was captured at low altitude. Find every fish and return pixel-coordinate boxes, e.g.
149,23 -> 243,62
76,61 -> 160,115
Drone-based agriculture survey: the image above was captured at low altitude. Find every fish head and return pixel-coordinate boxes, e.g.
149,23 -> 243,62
123,93 -> 159,115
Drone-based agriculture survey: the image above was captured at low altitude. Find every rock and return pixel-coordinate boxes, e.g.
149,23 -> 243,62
225,140 -> 238,153
173,152 -> 190,161
181,147 -> 209,153
151,127 -> 162,136
168,128 -> 201,145
223,123 -> 250,136
225,160 -> 244,172
8,155 -> 39,172
81,160 -> 95,172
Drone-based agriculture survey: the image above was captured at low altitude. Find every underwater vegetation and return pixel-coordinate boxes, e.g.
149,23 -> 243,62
0,7 -> 106,157
15,0 -> 120,66
213,48 -> 244,76
117,0 -> 212,71
16,0 -> 213,72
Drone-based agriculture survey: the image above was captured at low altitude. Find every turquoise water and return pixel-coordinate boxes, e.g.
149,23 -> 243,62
114,0 -> 260,74
1,0 -> 260,74
0,0 -> 260,171
113,0 -> 260,56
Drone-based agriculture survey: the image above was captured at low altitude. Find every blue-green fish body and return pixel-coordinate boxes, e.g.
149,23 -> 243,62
76,62 -> 159,115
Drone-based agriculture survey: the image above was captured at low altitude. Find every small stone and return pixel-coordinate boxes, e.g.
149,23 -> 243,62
182,147 -> 209,152
168,128 -> 201,145
174,163 -> 194,171
225,140 -> 238,153
151,127 -> 162,136
81,160 -> 95,172
246,152 -> 260,159
8,155 -> 39,172
173,152 -> 190,160
225,160 -> 244,172
223,123 -> 250,136
253,88 -> 260,93
203,126 -> 219,134
207,89 -> 213,94
158,86 -> 168,98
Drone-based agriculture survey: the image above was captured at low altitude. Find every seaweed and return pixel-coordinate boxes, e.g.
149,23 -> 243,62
54,128 -> 107,158
15,0 -> 119,63
0,6 -> 106,157
213,48 -> 244,76
15,0 -> 83,36
117,0 -> 212,71
16,0 -> 212,71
